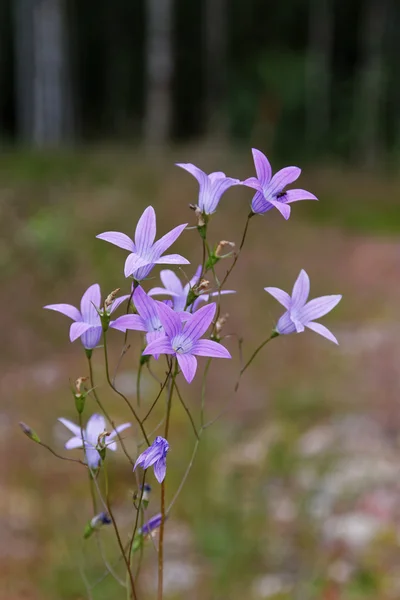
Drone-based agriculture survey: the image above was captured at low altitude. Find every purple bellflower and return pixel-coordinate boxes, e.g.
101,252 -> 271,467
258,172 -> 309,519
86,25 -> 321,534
176,163 -> 240,215
140,513 -> 163,536
44,284 -> 130,349
96,206 -> 189,280
265,269 -> 342,344
58,413 -> 131,468
243,148 -> 318,220
134,436 -> 169,483
142,302 -> 231,383
148,266 -> 235,312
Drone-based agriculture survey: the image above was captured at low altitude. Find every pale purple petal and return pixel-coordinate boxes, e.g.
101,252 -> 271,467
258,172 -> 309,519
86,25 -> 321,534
291,317 -> 305,333
152,223 -> 187,257
69,321 -> 93,342
148,286 -> 179,298
143,336 -> 175,356
134,445 -> 160,470
160,270 -> 183,295
208,171 -> 226,182
177,353 -> 198,383
155,301 -> 182,338
124,253 -> 152,278
86,414 -> 106,446
285,189 -> 318,203
110,314 -> 146,332
192,339 -> 231,358
291,270 -> 310,310
109,295 -> 130,314
189,265 -> 202,288
205,177 -> 240,214
135,206 -> 157,253
81,326 -> 103,350
306,321 -> 339,345
131,263 -> 155,281
85,445 -> 102,469
268,198 -> 291,220
299,295 -> 342,323
276,311 -> 297,335
65,436 -> 83,450
44,303 -> 81,321
208,290 -> 236,300
108,423 -> 132,451
268,166 -> 301,195
242,177 -> 263,191
176,162 -> 208,187
58,417 -> 81,437
153,457 -> 167,483
155,254 -> 190,266
80,284 -> 101,324
251,191 -> 270,214
96,231 -> 135,252
264,287 -> 291,309
252,148 -> 272,185
182,302 -> 216,341
133,285 -> 158,322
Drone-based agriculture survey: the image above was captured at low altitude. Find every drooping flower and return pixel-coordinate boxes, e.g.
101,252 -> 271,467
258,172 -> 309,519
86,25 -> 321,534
84,511 -> 112,539
176,163 -> 240,215
140,513 -> 163,536
96,206 -> 189,280
142,302 -> 231,383
148,266 -> 235,312
44,284 -> 130,349
243,148 -> 318,220
134,436 -> 169,483
58,413 -> 131,468
265,269 -> 342,344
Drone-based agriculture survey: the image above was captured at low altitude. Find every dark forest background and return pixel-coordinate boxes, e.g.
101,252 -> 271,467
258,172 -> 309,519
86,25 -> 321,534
0,0 -> 399,166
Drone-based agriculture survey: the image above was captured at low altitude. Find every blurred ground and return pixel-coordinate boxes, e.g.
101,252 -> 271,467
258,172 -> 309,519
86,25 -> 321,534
2,147 -> 400,599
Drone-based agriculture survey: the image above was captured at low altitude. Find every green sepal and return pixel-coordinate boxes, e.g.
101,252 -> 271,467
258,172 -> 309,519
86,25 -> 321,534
98,447 -> 106,461
74,393 -> 86,414
186,289 -> 197,307
130,533 -> 144,555
205,253 -> 220,271
100,312 -> 111,332
140,353 -> 151,366
83,523 -> 94,539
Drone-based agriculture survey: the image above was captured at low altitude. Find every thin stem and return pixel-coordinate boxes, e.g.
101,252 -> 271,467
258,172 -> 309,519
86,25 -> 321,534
166,439 -> 200,514
235,333 -> 277,391
37,441 -> 86,466
103,460 -> 137,600
219,212 -> 253,290
200,359 -> 212,428
136,361 -> 143,408
141,367 -> 172,424
174,381 -> 199,440
87,355 -> 135,466
103,331 -> 150,446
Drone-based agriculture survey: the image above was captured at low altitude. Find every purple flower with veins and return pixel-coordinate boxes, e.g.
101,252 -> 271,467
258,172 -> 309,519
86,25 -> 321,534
243,148 -> 318,220
148,266 -> 235,312
58,414 -> 131,469
97,206 -> 189,280
44,284 -> 130,349
134,436 -> 169,483
265,269 -> 342,344
176,163 -> 240,215
142,302 -> 231,383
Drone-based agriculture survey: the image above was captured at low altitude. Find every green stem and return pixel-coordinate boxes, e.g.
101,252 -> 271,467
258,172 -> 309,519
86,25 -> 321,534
127,471 -> 147,599
136,361 -> 143,408
219,212 -> 253,290
103,331 -> 150,446
174,381 -> 199,440
141,366 -> 172,424
235,333 -> 277,391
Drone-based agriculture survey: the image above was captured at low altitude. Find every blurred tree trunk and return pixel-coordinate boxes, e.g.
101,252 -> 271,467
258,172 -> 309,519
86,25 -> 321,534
204,0 -> 228,138
353,0 -> 390,166
14,0 -> 72,146
145,0 -> 173,146
305,0 -> 332,153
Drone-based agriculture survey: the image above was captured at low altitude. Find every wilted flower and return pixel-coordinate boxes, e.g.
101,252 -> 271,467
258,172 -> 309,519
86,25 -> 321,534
265,269 -> 342,344
134,436 -> 169,483
44,284 -> 130,349
97,206 -> 189,280
243,148 -> 317,220
148,266 -> 235,312
142,302 -> 231,383
215,240 -> 235,258
58,414 -> 131,468
176,163 -> 240,215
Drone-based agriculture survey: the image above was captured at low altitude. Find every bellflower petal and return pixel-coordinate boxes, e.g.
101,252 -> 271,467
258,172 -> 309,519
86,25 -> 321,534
107,423 -> 131,451
140,513 -> 163,535
299,295 -> 342,323
152,223 -> 187,257
143,336 -> 175,356
65,436 -> 83,450
268,198 -> 291,220
285,189 -> 318,203
133,286 -> 157,322
160,270 -> 184,295
176,163 -> 209,187
134,437 -> 169,482
155,253 -> 190,265
176,162 -> 239,214
58,417 -> 82,437
306,321 -> 339,345
264,287 -> 291,309
153,457 -> 167,483
96,231 -> 135,252
251,191 -> 270,214
177,353 -> 198,383
182,302 -> 216,341
148,286 -> 180,298
252,148 -> 272,185
124,253 -> 153,278
85,446 -> 102,469
86,414 -> 106,447
192,339 -> 231,358
44,303 -> 81,321
291,269 -> 310,310
80,284 -> 101,325
268,166 -> 301,195
111,314 -> 146,332
242,177 -> 263,191
156,302 -> 182,338
135,206 -> 157,253
81,326 -> 102,350
276,311 -> 297,335
69,321 -> 93,343
109,295 -> 130,314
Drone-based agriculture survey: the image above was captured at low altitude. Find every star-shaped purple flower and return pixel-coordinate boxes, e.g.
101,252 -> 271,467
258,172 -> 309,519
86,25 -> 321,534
134,436 -> 169,483
265,269 -> 342,344
97,206 -> 189,280
44,284 -> 130,349
148,266 -> 236,312
243,148 -> 318,220
142,302 -> 231,383
58,413 -> 131,469
176,163 -> 240,215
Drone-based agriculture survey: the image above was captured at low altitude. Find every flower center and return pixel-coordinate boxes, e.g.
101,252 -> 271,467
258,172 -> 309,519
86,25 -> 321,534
171,334 -> 193,354
147,315 -> 163,332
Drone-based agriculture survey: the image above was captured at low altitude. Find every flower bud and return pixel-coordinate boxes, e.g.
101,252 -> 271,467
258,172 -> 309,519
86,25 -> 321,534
19,422 -> 41,443
74,377 -> 88,414
215,313 -> 229,335
84,512 -> 112,538
215,240 -> 235,258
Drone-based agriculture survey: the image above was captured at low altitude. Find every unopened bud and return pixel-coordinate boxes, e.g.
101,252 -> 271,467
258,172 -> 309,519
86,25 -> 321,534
84,512 -> 112,538
19,422 -> 41,443
104,288 -> 120,310
215,313 -> 229,334
75,377 -> 88,395
74,377 -> 88,414
195,279 -> 210,294
215,240 -> 235,258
